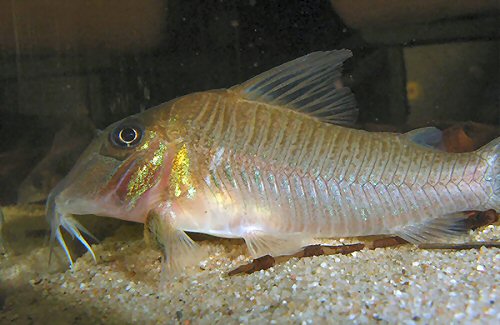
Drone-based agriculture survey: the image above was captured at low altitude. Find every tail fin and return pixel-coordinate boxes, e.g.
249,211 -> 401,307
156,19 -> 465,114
478,137 -> 500,209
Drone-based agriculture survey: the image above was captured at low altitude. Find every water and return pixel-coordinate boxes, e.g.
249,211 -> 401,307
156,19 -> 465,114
0,0 -> 498,322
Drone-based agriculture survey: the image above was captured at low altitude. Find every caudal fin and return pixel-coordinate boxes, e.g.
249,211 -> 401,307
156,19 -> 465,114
478,137 -> 500,209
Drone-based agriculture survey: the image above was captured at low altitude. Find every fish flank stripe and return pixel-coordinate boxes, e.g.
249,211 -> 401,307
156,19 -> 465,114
231,163 -> 247,210
434,183 -> 454,209
224,163 -> 237,189
464,181 -> 482,208
332,130 -> 352,182
316,177 -> 331,232
351,185 -> 369,229
427,184 -> 446,213
193,94 -> 213,126
317,127 -> 338,180
324,179 -> 340,233
447,156 -> 459,186
309,177 -> 322,232
304,128 -> 325,176
387,184 -> 407,217
279,173 -> 295,232
464,155 -> 480,184
382,141 -> 401,185
281,119 -> 302,164
394,144 -> 411,186
242,103 -> 258,152
202,96 -> 221,140
459,155 -> 471,184
390,143 -> 404,185
296,126 -> 315,172
365,137 -> 381,185
371,138 -> 390,185
298,175 -> 311,232
293,174 -> 307,232
428,154 -> 444,186
214,97 -> 228,142
341,132 -> 357,182
375,184 -> 396,227
361,184 -> 377,221
398,184 -> 418,223
455,182 -> 471,207
351,136 -> 368,183
355,135 -> 372,183
315,177 -> 332,234
256,106 -> 272,155
423,151 -> 437,186
225,106 -> 238,150
473,156 -> 487,182
405,149 -> 422,187
219,164 -> 236,204
342,183 -> 358,233
439,157 -> 454,186
268,114 -> 288,162
268,170 -> 282,217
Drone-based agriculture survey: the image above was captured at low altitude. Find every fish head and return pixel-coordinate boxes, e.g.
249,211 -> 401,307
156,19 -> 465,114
46,107 -> 179,266
49,108 -> 178,223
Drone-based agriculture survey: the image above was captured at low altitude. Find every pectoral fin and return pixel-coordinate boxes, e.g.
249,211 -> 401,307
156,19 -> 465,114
243,231 -> 311,258
394,212 -> 469,244
144,209 -> 205,274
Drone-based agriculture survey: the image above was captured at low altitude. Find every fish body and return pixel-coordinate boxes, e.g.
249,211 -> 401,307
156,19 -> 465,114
167,92 -> 496,241
47,50 -> 499,271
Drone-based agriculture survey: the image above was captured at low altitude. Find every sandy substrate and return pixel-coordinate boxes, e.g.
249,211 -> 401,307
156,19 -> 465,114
0,205 -> 499,324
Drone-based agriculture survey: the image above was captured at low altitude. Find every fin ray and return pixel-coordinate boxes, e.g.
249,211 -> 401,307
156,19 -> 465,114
394,212 -> 469,244
232,50 -> 358,126
144,209 -> 206,275
244,231 -> 310,257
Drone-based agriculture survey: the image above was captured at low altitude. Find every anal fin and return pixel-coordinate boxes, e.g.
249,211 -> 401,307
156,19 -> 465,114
394,212 -> 469,244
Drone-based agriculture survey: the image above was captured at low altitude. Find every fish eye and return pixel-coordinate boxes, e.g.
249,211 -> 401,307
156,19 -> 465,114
110,124 -> 143,148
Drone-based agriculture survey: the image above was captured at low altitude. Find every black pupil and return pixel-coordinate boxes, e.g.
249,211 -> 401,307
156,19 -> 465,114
119,127 -> 137,143
110,123 -> 143,148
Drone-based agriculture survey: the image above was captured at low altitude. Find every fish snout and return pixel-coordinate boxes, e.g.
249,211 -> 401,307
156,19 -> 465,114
46,180 -> 98,268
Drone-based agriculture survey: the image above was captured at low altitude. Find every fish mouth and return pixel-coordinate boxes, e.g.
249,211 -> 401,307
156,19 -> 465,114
45,152 -> 125,268
46,180 -> 99,268
46,146 -> 167,267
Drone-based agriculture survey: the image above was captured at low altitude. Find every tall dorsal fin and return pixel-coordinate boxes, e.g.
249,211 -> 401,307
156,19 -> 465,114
231,50 -> 358,126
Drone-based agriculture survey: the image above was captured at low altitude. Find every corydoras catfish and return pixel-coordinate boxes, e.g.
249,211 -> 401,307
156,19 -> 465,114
47,50 -> 499,272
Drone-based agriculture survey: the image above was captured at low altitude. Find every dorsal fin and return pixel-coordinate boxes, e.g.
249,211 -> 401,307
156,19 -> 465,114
231,50 -> 358,126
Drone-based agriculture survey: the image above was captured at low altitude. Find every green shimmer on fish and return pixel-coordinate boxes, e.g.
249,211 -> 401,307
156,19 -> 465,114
46,50 -> 499,273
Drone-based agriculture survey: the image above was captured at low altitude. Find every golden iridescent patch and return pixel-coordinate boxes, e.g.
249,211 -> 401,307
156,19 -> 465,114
126,141 -> 167,206
170,144 -> 195,198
